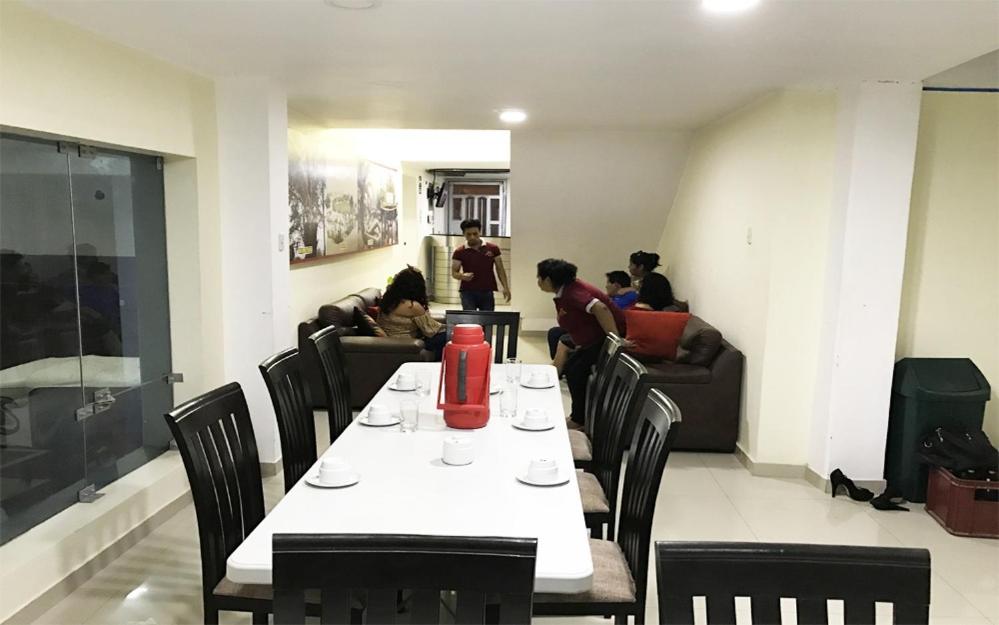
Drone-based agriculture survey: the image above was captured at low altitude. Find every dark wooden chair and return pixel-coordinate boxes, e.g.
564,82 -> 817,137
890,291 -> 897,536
259,347 -> 317,493
307,325 -> 353,445
573,333 -> 627,471
534,388 -> 681,625
655,542 -> 931,624
445,310 -> 520,363
579,352 -> 648,540
163,383 -> 269,625
273,533 -> 538,625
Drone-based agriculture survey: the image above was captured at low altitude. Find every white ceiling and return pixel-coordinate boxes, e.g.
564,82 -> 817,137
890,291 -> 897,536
925,49 -> 999,89
26,0 -> 999,130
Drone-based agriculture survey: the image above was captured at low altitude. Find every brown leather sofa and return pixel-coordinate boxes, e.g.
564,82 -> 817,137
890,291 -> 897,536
298,287 -> 435,410
639,315 -> 744,452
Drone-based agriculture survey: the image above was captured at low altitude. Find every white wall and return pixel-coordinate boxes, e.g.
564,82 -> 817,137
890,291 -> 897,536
510,129 -> 690,330
287,123 -> 509,329
216,78 -> 289,464
0,3 -> 222,621
657,90 -> 838,466
897,92 -> 999,441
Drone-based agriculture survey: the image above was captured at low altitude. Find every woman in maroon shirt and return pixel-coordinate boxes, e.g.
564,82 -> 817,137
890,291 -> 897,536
536,258 -> 624,426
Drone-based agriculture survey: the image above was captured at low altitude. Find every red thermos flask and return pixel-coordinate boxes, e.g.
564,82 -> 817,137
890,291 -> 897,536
436,324 -> 492,429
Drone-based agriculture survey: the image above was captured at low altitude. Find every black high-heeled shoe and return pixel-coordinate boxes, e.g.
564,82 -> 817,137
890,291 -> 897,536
830,469 -> 875,502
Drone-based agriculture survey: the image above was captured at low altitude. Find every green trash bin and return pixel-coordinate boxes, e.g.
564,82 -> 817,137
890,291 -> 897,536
885,358 -> 991,503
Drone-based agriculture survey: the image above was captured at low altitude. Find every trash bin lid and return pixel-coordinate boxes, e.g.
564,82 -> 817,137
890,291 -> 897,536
892,358 -> 991,402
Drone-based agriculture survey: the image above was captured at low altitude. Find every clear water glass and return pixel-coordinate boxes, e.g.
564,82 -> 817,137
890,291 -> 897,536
504,358 -> 522,384
415,373 -> 431,399
400,399 -> 419,433
500,382 -> 518,418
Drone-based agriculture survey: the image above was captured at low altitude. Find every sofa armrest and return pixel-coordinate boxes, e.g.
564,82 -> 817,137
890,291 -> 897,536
341,336 -> 426,354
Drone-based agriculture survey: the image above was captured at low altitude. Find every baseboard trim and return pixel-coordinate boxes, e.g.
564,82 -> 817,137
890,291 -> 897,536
734,443 -> 807,479
260,458 -> 283,478
1,489 -> 191,625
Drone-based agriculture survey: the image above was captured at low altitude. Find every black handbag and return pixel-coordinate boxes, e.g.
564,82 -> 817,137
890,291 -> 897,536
917,427 -> 998,480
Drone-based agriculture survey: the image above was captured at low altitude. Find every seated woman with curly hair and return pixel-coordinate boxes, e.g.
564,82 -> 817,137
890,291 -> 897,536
377,266 -> 448,361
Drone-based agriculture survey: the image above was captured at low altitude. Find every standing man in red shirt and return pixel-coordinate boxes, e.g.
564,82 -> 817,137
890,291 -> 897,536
451,219 -> 511,311
537,258 -> 625,426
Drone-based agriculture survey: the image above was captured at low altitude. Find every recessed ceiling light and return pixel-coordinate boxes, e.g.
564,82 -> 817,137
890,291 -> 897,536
323,0 -> 378,9
702,0 -> 760,13
499,109 -> 527,124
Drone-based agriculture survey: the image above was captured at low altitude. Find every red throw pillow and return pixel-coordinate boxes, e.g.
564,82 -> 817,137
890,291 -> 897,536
623,310 -> 691,361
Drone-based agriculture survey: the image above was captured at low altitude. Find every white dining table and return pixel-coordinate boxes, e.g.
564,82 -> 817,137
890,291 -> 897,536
226,362 -> 593,594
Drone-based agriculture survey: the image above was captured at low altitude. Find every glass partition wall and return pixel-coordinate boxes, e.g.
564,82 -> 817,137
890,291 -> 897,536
0,133 -> 174,544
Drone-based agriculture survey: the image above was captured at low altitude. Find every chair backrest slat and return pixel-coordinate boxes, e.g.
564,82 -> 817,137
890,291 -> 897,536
616,388 -> 681,604
273,534 -> 537,625
584,333 -> 626,437
445,311 -> 520,363
163,383 -> 265,606
308,326 -> 353,445
591,353 -> 647,504
260,347 -> 318,493
655,542 -> 931,625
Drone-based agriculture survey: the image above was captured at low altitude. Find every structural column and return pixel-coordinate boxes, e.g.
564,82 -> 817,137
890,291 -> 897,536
215,77 -> 291,465
809,81 -> 923,481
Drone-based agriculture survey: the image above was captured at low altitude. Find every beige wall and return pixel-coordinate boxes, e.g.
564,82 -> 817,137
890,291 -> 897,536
897,92 -> 999,440
509,129 -> 690,330
657,90 -> 838,465
0,4 -> 221,620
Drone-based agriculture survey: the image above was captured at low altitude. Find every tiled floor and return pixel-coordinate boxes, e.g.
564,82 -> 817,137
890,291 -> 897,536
28,333 -> 999,625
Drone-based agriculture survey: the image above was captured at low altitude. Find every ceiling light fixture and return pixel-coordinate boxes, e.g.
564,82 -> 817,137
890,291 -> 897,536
702,0 -> 760,13
499,109 -> 527,124
323,0 -> 378,9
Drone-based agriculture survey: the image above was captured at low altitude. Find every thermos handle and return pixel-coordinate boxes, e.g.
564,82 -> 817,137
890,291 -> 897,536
457,351 -> 467,402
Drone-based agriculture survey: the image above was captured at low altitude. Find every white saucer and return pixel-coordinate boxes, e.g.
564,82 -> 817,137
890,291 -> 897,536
387,383 -> 416,392
305,472 -> 360,488
520,380 -> 555,389
358,415 -> 401,427
512,419 -> 555,432
516,471 -> 569,487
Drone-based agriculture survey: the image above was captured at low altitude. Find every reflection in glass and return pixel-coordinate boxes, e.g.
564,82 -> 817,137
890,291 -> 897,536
0,134 -> 172,544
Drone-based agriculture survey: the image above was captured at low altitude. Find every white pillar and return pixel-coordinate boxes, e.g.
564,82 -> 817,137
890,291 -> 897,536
216,78 -> 290,464
809,81 -> 923,481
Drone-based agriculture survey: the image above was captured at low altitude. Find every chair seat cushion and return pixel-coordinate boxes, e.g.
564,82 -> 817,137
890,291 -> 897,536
569,429 -> 592,462
536,539 -> 636,604
576,469 -> 610,513
214,577 -> 273,602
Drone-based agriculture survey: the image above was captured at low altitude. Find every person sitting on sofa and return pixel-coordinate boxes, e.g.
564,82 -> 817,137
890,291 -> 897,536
537,258 -> 625,427
633,271 -> 675,311
377,266 -> 448,361
605,270 -> 638,310
628,249 -> 661,288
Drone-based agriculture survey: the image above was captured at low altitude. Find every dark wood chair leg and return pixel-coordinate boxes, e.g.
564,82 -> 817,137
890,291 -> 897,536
252,609 -> 269,624
203,601 -> 219,625
614,613 -> 628,625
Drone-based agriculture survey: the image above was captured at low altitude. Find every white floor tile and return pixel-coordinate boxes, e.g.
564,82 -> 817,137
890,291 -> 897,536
728,496 -> 903,547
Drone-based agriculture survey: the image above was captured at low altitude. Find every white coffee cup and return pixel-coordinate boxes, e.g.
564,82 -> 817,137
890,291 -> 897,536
527,458 -> 559,482
529,371 -> 549,387
396,372 -> 416,390
523,408 -> 549,428
442,436 -> 474,466
367,403 -> 392,424
318,457 -> 354,486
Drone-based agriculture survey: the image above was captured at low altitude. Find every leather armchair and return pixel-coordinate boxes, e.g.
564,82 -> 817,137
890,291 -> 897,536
640,316 -> 744,452
298,288 -> 434,410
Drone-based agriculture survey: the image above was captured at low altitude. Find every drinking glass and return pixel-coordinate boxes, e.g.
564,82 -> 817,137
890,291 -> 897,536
504,358 -> 522,385
415,373 -> 431,399
400,399 -> 419,433
500,383 -> 518,418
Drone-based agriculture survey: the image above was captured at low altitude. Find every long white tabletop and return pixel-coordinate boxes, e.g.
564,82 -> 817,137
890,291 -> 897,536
226,362 -> 593,594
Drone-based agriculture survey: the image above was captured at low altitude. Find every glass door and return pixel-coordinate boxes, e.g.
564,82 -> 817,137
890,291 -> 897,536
0,134 -> 173,544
